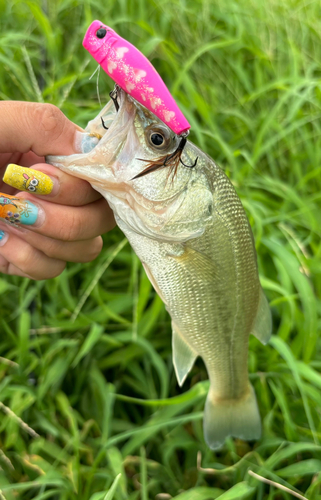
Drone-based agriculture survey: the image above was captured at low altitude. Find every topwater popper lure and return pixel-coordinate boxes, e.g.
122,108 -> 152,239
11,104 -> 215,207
48,21 -> 272,450
82,20 -> 190,136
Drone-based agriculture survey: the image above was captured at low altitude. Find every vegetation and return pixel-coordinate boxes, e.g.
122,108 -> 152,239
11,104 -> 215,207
0,0 -> 321,498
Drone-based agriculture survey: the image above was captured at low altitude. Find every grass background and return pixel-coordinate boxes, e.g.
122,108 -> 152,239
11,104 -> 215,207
0,0 -> 321,498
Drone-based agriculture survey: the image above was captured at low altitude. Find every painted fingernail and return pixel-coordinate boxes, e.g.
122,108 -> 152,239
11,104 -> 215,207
3,164 -> 55,195
0,230 -> 8,246
75,131 -> 101,154
0,193 -> 43,226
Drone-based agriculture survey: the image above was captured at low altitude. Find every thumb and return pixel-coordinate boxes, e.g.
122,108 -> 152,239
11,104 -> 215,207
0,101 -> 84,156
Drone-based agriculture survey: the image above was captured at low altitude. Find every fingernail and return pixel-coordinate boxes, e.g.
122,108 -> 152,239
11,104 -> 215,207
3,164 -> 56,195
0,193 -> 43,226
0,230 -> 8,246
75,131 -> 101,154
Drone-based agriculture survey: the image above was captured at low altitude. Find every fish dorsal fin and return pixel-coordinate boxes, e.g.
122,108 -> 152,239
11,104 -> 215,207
172,322 -> 198,386
251,289 -> 272,345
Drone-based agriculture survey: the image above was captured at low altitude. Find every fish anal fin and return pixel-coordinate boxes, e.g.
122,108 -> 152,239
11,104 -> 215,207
251,288 -> 272,345
172,322 -> 197,386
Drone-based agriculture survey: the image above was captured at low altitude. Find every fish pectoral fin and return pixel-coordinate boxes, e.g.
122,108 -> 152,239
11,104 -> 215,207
251,288 -> 272,345
168,246 -> 219,283
141,261 -> 167,304
172,322 -> 198,386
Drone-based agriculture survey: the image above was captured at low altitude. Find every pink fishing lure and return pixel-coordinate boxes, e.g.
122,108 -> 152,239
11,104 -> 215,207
83,20 -> 191,136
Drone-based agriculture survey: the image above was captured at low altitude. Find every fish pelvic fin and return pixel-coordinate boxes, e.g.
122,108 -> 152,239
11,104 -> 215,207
203,383 -> 261,450
251,288 -> 272,345
172,322 -> 198,386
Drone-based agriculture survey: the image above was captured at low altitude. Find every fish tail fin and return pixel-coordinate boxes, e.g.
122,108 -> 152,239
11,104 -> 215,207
203,383 -> 261,450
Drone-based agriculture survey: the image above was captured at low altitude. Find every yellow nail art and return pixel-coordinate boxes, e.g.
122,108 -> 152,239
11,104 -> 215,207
3,164 -> 54,195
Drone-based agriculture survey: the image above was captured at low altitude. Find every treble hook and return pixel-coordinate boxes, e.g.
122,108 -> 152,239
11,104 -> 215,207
180,156 -> 198,168
101,116 -> 108,130
109,85 -> 120,112
164,135 -> 198,169
100,84 -> 120,130
131,132 -> 197,181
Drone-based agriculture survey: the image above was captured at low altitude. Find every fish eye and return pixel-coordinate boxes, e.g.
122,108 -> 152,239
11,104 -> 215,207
150,133 -> 164,146
145,124 -> 173,151
96,27 -> 107,39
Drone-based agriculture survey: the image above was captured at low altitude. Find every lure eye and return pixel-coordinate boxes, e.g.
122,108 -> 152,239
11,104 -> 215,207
150,133 -> 164,146
96,28 -> 107,39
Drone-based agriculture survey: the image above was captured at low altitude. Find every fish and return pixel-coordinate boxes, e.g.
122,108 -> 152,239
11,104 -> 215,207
48,87 -> 272,450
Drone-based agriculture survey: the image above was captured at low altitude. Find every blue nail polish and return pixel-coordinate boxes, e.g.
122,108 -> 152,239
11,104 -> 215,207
81,135 -> 99,153
0,230 -> 5,240
18,200 -> 39,225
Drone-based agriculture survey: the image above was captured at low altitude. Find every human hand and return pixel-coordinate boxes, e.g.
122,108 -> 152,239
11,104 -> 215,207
0,101 -> 115,279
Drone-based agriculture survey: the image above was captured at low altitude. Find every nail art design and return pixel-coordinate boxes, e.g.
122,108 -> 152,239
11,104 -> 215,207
0,193 -> 38,226
0,230 -> 5,240
3,164 -> 54,195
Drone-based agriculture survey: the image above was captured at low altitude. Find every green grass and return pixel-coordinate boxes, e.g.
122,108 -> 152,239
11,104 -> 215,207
1,0 -> 321,498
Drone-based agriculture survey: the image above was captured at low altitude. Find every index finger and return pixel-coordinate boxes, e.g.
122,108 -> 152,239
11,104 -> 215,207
0,101 -> 81,156
3,162 -> 101,206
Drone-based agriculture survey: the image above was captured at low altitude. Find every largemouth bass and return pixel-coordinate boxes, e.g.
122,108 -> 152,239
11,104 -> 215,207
48,88 -> 271,449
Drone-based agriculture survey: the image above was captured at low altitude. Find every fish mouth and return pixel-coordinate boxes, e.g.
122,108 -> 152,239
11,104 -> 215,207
46,87 -> 136,187
88,86 -> 160,145
84,86 -> 125,142
47,88 -> 127,161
